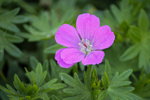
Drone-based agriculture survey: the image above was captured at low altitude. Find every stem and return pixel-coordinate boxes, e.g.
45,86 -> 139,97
0,70 -> 7,83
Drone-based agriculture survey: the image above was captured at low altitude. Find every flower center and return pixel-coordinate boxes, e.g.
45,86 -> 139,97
78,39 -> 93,54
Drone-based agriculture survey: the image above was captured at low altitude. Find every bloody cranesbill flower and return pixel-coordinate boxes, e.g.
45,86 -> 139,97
55,13 -> 115,68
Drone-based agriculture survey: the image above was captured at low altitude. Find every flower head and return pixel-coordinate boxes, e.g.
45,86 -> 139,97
55,13 -> 115,68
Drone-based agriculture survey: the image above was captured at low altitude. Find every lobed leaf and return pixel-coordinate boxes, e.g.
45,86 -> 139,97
60,73 -> 92,100
25,63 -> 47,87
120,44 -> 140,61
106,69 -> 141,100
13,74 -> 26,95
138,9 -> 149,32
44,44 -> 65,54
128,26 -> 142,43
40,78 -> 66,92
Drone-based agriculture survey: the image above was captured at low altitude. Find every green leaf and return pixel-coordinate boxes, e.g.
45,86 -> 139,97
51,10 -> 59,28
110,5 -> 121,23
0,22 -> 20,33
60,73 -> 92,100
120,44 -> 140,61
98,90 -> 107,100
106,69 -> 141,100
12,15 -> 29,24
40,78 -> 66,92
102,72 -> 109,90
24,12 -> 53,41
113,0 -> 133,24
139,48 -> 150,70
44,44 -> 65,54
24,11 -> 61,41
13,0 -> 36,14
0,85 -> 19,96
6,84 -> 18,95
60,73 -> 77,87
101,9 -> 118,29
119,69 -> 132,80
50,59 -> 72,80
40,93 -> 49,100
99,43 -> 138,74
79,62 -> 85,71
26,63 -> 47,87
128,26 -> 142,43
6,8 -> 20,16
119,20 -> 129,34
5,34 -> 23,43
84,65 -> 92,90
101,0 -> 135,32
24,9 -> 74,41
13,74 -> 26,95
0,30 -> 23,58
29,56 -> 38,71
0,8 -> 23,33
26,84 -> 39,96
138,9 -> 149,32
4,42 -> 22,58
111,0 -> 133,24
105,59 -> 112,81
133,72 -> 150,99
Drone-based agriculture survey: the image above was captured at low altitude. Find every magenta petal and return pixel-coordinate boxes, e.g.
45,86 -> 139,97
55,49 -> 64,61
61,48 -> 85,64
55,24 -> 81,48
76,13 -> 100,41
92,25 -> 115,50
55,49 -> 74,68
82,51 -> 105,65
57,60 -> 74,68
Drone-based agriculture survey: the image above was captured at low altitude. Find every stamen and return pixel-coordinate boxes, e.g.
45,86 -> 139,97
78,43 -> 82,46
78,39 -> 93,55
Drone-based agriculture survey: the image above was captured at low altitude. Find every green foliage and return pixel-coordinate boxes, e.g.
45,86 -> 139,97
132,72 -> 150,100
59,60 -> 140,100
138,9 -> 149,32
50,59 -> 72,80
25,63 -> 47,87
99,43 -> 138,74
101,0 -> 134,29
98,60 -> 141,100
24,10 -> 74,42
60,65 -> 93,100
106,70 -> 141,100
0,7 -> 28,61
0,63 -> 66,100
120,44 -> 140,61
99,0 -> 150,72
44,44 -> 65,54
121,9 -> 150,71
60,73 -> 92,100
0,30 -> 23,61
0,8 -> 28,33
29,57 -> 72,81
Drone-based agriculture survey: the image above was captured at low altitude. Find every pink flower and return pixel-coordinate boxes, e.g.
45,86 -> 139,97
55,13 -> 115,68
